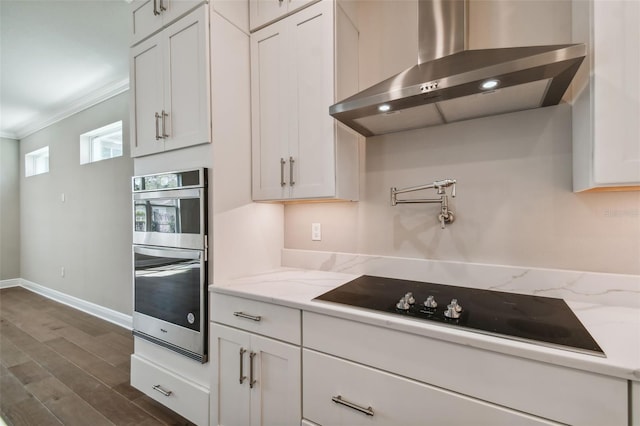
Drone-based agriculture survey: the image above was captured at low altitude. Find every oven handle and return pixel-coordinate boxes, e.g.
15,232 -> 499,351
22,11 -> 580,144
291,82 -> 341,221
133,245 -> 202,261
133,188 -> 201,201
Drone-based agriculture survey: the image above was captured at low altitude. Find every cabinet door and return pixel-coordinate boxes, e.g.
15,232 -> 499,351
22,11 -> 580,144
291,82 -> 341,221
251,20 -> 290,200
163,5 -> 211,152
250,335 -> 301,426
591,0 -> 640,186
211,324 -> 252,426
131,0 -> 202,46
130,32 -> 165,157
288,1 -> 336,199
131,0 -> 164,45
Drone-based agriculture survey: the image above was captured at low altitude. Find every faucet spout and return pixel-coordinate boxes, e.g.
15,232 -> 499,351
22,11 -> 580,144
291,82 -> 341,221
390,179 -> 457,228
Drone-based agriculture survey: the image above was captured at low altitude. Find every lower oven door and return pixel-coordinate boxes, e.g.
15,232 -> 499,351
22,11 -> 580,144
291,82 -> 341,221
132,245 -> 207,362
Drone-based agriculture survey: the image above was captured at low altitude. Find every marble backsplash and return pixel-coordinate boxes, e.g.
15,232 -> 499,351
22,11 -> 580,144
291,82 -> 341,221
282,249 -> 640,309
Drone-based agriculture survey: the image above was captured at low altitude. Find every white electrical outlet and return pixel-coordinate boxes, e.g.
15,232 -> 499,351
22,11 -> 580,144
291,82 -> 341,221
311,223 -> 322,241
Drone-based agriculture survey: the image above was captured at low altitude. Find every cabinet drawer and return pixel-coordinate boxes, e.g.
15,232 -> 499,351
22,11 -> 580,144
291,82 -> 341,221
304,312 -> 628,426
211,293 -> 301,344
131,355 -> 209,425
131,0 -> 203,45
303,349 -> 558,426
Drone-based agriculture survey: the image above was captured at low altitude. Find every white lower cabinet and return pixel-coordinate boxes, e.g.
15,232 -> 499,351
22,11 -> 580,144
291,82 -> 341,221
210,323 -> 301,426
131,354 -> 209,425
303,311 -> 629,426
208,293 -> 630,426
303,349 -> 559,426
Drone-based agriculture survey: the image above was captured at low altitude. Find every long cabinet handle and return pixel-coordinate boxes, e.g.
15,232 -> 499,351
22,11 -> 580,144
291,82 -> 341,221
289,156 -> 295,186
331,395 -> 374,417
280,158 -> 286,187
152,384 -> 173,397
233,311 -> 262,322
153,0 -> 160,15
239,348 -> 247,384
159,0 -> 167,12
162,110 -> 169,138
249,351 -> 256,389
155,112 -> 161,140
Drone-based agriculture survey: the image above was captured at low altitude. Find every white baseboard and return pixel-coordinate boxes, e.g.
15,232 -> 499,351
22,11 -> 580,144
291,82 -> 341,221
17,279 -> 133,330
0,278 -> 22,289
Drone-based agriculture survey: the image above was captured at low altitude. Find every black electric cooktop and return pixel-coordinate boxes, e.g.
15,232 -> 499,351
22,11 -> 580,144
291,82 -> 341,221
314,275 -> 605,357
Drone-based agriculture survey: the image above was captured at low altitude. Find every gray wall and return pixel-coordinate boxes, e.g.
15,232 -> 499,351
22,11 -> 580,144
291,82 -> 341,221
283,0 -> 640,275
1,137 -> 20,280
19,92 -> 134,314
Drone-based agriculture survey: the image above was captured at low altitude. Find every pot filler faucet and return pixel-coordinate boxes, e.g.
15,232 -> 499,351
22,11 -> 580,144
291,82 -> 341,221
390,179 -> 456,229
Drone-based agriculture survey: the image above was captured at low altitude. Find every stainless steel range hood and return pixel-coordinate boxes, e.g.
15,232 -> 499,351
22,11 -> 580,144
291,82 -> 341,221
329,0 -> 586,137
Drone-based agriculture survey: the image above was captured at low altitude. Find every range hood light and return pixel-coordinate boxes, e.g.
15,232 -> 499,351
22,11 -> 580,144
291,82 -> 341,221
378,104 -> 391,112
481,79 -> 500,90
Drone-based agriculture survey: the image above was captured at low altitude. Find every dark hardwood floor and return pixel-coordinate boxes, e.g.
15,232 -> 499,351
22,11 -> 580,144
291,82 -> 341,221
0,286 -> 196,426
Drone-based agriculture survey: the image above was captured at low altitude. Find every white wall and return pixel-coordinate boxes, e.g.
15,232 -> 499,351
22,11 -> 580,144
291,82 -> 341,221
19,92 -> 134,314
0,137 -> 20,280
283,0 -> 640,275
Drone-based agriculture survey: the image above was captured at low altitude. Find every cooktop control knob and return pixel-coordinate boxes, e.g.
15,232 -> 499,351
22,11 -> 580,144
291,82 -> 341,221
404,292 -> 415,305
396,297 -> 410,311
423,295 -> 437,309
444,299 -> 463,319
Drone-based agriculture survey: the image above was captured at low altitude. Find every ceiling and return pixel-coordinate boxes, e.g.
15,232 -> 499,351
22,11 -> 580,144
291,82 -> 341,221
0,0 -> 130,140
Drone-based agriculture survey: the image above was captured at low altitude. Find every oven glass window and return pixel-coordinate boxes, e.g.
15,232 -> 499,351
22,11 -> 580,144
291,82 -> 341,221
134,198 -> 200,234
134,252 -> 201,331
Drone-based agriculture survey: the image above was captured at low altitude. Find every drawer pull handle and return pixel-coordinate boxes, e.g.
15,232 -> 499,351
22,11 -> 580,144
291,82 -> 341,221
233,311 -> 262,322
239,348 -> 247,384
249,351 -> 257,389
332,395 -> 374,417
152,384 -> 172,397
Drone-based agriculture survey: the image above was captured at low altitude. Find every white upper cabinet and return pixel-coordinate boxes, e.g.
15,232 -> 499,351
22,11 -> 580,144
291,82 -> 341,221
250,0 -> 359,201
130,5 -> 210,157
249,0 -> 317,31
130,0 -> 203,45
572,0 -> 640,192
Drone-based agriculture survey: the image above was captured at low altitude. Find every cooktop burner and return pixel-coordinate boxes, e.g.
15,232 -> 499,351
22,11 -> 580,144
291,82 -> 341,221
314,275 -> 605,357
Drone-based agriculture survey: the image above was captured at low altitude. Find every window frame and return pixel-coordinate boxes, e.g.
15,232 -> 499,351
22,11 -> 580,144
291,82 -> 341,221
80,120 -> 123,165
25,146 -> 50,177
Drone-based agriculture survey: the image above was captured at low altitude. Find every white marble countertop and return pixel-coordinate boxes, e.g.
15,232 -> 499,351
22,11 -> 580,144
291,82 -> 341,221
210,267 -> 640,382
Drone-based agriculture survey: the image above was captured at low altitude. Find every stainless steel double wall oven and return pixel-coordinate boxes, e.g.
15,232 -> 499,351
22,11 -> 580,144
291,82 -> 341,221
132,168 -> 208,362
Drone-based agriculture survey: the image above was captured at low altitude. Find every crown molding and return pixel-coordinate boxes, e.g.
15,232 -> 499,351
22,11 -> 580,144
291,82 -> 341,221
11,78 -> 130,140
0,131 -> 19,140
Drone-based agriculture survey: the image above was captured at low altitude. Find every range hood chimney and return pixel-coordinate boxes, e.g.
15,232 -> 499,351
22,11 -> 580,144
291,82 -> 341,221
329,0 -> 586,137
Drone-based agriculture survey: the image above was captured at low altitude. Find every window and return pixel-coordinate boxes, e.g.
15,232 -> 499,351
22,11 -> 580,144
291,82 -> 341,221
80,121 -> 123,164
25,146 -> 49,177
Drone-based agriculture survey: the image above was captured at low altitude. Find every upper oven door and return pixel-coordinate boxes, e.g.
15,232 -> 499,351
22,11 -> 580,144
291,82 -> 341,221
133,187 -> 206,250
